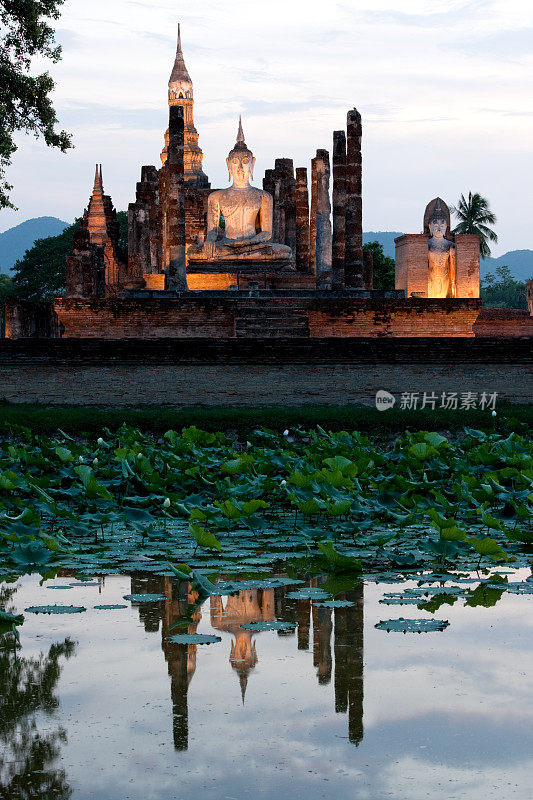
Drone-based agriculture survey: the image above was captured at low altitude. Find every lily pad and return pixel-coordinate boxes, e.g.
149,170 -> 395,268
167,633 -> 221,644
285,589 -> 330,600
123,594 -> 166,602
240,620 -> 297,631
25,605 -> 86,614
375,617 -> 450,633
313,600 -> 355,608
94,604 -> 128,610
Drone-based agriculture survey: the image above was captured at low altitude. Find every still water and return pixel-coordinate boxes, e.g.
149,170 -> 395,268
2,572 -> 532,800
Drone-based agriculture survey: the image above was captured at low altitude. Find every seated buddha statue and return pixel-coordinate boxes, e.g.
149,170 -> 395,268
424,197 -> 456,298
188,118 -> 293,268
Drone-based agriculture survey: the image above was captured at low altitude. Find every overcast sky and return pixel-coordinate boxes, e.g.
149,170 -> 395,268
2,0 -> 532,255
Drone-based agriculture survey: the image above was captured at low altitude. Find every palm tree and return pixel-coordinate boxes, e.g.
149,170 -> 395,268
451,192 -> 498,259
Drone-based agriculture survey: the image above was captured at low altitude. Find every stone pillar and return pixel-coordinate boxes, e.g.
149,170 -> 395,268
310,157 -> 318,276
455,234 -> 480,298
394,234 -> 429,297
295,167 -> 310,272
164,106 -> 187,291
314,149 -> 332,289
332,130 -> 346,289
65,228 -> 105,298
345,109 -> 363,288
272,166 -> 284,245
275,158 -> 297,254
527,279 -> 533,316
363,248 -> 373,290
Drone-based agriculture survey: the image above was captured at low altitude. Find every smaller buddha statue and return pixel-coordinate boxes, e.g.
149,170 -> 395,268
188,118 -> 293,268
424,197 -> 456,298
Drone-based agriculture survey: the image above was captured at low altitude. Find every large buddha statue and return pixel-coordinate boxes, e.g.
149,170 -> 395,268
424,197 -> 456,298
188,119 -> 293,268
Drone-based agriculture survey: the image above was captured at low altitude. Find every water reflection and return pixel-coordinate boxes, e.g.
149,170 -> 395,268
0,635 -> 76,799
128,574 -> 365,751
211,588 -> 275,702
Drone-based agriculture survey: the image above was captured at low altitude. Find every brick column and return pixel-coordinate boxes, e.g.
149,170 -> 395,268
275,158 -> 296,254
310,156 -> 318,276
455,234 -> 480,298
295,167 -> 310,272
164,106 -> 187,291
315,149 -> 332,289
332,130 -> 346,289
345,109 -> 363,288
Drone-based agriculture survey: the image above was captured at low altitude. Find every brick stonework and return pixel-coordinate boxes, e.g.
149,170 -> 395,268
455,234 -> 481,298
50,296 -> 482,339
526,280 -> 533,316
395,234 -> 429,296
395,233 -> 480,299
473,308 -> 533,337
1,338 -> 530,407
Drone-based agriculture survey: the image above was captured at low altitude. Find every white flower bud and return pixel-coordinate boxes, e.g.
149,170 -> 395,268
97,437 -> 104,446
137,453 -> 143,460
163,498 -> 171,509
283,429 -> 289,436
281,480 -> 287,486
491,410 -> 497,417
78,455 -> 84,463
92,458 -> 98,467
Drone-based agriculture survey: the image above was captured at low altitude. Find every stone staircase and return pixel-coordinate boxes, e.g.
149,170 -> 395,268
234,301 -> 310,338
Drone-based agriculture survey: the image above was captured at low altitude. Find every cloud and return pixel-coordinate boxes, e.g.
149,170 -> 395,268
449,27 -> 533,59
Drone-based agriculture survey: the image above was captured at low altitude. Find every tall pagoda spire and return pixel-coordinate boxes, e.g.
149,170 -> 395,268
87,163 -> 107,242
162,24 -> 209,187
169,23 -> 192,93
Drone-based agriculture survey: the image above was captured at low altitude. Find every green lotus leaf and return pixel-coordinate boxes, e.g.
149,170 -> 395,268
25,605 -> 86,614
240,621 -> 297,631
167,633 -> 221,644
123,594 -> 166,602
375,617 -> 449,633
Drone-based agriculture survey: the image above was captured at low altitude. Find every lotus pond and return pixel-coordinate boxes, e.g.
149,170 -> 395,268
1,424 -> 533,798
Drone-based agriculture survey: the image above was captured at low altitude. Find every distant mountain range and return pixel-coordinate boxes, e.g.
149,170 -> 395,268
0,216 -> 70,273
1,220 -> 532,283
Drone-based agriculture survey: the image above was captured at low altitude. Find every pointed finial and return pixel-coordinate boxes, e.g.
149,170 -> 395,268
92,163 -> 103,196
177,23 -> 182,54
237,115 -> 244,144
239,672 -> 248,705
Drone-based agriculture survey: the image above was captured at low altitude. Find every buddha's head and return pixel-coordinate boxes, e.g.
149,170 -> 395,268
226,116 -> 255,188
424,197 -> 452,239
428,213 -> 447,239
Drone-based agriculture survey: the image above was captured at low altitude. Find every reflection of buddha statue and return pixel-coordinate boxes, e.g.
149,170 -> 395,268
188,119 -> 293,268
424,197 -> 456,298
210,588 -> 275,702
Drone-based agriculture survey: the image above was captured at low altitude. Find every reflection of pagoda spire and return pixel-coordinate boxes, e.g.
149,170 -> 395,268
333,584 -> 364,746
131,574 -> 201,752
239,672 -> 248,704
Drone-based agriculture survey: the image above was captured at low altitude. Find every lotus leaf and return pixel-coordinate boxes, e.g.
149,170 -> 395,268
25,605 -> 86,614
167,633 -> 221,644
375,617 -> 450,633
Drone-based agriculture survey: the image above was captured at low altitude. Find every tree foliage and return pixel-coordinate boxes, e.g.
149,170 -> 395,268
0,0 -> 72,209
363,240 -> 395,290
481,265 -> 528,310
451,192 -> 498,259
10,211 -> 128,301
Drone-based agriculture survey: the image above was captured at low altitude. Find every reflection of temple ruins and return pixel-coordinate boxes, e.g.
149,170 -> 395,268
130,574 -> 364,751
6,24 -> 532,342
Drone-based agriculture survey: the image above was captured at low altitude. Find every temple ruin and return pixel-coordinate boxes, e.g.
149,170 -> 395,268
4,25 -> 533,343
